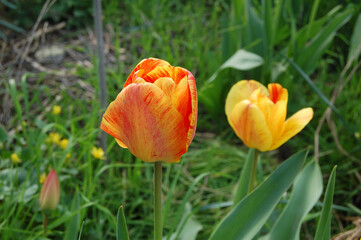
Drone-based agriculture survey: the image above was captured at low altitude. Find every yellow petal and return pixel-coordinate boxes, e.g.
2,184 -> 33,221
101,83 -> 188,163
115,139 -> 128,148
153,77 -> 176,98
269,108 -> 314,150
225,80 -> 268,117
228,100 -> 273,151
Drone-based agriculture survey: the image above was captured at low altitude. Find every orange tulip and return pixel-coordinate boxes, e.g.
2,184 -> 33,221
101,58 -> 197,163
225,80 -> 313,152
39,170 -> 60,211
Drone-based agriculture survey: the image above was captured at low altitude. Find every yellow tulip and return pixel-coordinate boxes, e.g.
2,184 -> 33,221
225,80 -> 313,152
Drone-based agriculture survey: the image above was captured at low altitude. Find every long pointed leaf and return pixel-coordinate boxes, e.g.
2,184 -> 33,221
314,166 -> 337,240
116,205 -> 130,240
267,161 -> 323,240
210,149 -> 308,240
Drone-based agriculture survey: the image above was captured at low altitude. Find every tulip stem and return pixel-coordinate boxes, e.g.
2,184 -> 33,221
154,162 -> 162,240
248,150 -> 259,193
43,214 -> 48,235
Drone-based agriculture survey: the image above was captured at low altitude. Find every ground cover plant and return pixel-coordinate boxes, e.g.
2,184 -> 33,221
1,0 -> 361,239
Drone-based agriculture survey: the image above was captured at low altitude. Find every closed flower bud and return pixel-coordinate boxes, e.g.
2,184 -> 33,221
39,170 -> 60,211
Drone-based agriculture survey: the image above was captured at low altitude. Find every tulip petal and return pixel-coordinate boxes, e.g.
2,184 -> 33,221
124,58 -> 170,87
228,100 -> 272,151
269,108 -> 314,150
258,84 -> 288,141
153,77 -> 176,98
101,83 -> 188,163
225,80 -> 268,117
143,65 -> 189,85
186,72 -> 198,145
268,83 -> 287,104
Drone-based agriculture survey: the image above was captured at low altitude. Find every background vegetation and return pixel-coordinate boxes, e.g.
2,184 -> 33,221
1,0 -> 361,239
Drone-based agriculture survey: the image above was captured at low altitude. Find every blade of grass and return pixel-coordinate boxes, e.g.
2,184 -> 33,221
287,57 -> 355,134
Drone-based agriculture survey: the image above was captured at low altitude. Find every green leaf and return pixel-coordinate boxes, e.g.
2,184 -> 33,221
233,148 -> 255,206
64,193 -> 81,240
166,203 -> 202,240
314,166 -> 337,240
209,149 -> 308,240
198,49 -> 263,115
166,173 -> 209,240
348,14 -> 361,62
116,205 -> 130,240
267,160 -> 323,240
295,8 -> 353,74
206,49 -> 264,84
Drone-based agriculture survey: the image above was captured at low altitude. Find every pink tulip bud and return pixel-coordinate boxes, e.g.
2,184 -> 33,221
39,170 -> 60,211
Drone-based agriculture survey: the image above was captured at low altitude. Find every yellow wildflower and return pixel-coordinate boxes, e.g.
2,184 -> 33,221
40,172 -> 47,184
52,105 -> 61,115
46,132 -> 61,145
91,146 -> 105,160
60,139 -> 69,150
66,153 -> 71,160
11,153 -> 21,164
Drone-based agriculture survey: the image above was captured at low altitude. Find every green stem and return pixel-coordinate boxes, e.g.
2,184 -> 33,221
154,162 -> 162,240
43,214 -> 48,235
248,150 -> 259,193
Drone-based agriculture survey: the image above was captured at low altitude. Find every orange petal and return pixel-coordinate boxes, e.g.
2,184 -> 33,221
124,58 -> 170,87
185,72 -> 197,145
228,100 -> 272,151
268,83 -> 287,104
101,83 -> 188,163
269,108 -> 314,150
225,80 -> 268,117
141,65 -> 189,85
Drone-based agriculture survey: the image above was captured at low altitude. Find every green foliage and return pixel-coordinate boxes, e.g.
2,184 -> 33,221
210,150 -> 307,240
314,166 -> 337,240
266,161 -> 323,240
2,0 -> 361,239
116,206 -> 130,240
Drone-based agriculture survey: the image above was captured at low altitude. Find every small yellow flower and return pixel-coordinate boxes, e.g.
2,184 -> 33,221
40,172 -> 47,184
91,146 -> 105,160
66,153 -> 71,160
22,121 -> 27,126
47,132 -> 61,145
60,139 -> 69,150
11,153 -> 21,164
0,142 -> 4,149
52,105 -> 62,115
